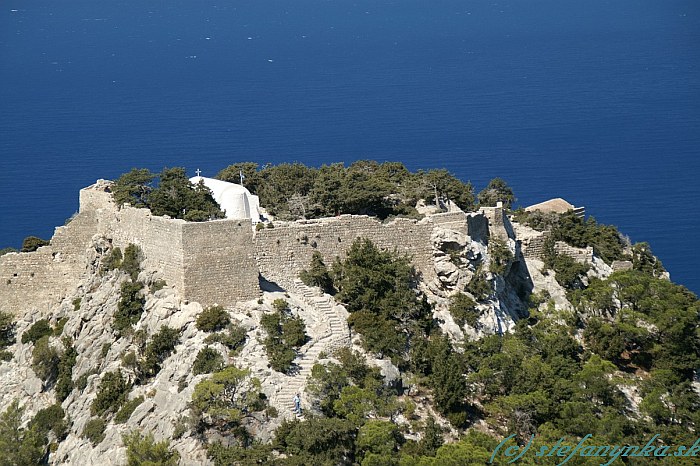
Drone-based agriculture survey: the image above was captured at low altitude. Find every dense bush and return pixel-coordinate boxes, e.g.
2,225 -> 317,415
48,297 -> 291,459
123,430 -> 181,466
631,242 -> 666,277
30,404 -> 68,440
114,281 -> 145,336
91,370 -> 130,416
543,242 -> 590,290
299,251 -> 334,293
82,418 -> 106,446
449,293 -> 481,328
53,317 -> 68,336
21,235 -> 49,252
31,335 -> 60,384
260,304 -> 307,373
0,400 -> 46,465
112,167 -> 224,222
21,318 -> 52,344
139,326 -> 180,379
102,246 -> 123,273
0,247 -> 18,256
121,244 -> 143,281
217,161 -> 476,220
191,366 -> 266,431
192,346 -> 224,375
55,338 -> 77,401
334,238 -> 432,362
204,322 -> 248,354
196,305 -> 231,333
487,237 -> 513,275
550,212 -> 626,264
112,168 -> 155,208
306,348 -> 387,417
477,177 -> 515,208
115,396 -> 145,424
0,311 -> 16,350
464,266 -> 492,302
150,279 -> 167,293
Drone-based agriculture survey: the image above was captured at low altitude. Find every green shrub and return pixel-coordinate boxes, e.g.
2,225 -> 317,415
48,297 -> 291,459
72,297 -> 82,311
121,244 -> 143,281
631,242 -> 666,277
53,317 -> 68,336
449,293 -> 481,328
488,237 -> 513,275
122,430 -> 181,466
75,370 -> 97,392
21,319 -> 52,344
272,299 -> 288,313
122,350 -> 138,370
0,400 -> 46,465
550,212 -> 625,264
0,311 -> 16,349
115,396 -> 145,424
0,350 -> 11,361
477,178 -> 515,209
112,168 -> 155,207
196,305 -> 230,333
102,247 -> 123,273
101,343 -> 111,359
91,370 -> 130,416
31,404 -> 68,440
55,338 -> 77,402
255,222 -> 265,231
260,310 -> 307,373
31,335 -> 60,383
21,236 -> 49,252
82,418 -> 106,446
204,323 -> 247,354
192,346 -> 224,375
543,242 -> 590,290
139,326 -> 180,379
0,247 -> 18,256
150,279 -> 167,293
114,281 -> 145,336
299,251 -> 334,293
465,267 -> 492,301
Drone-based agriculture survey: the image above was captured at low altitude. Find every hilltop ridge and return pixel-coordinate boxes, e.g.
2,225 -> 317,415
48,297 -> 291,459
0,163 -> 697,465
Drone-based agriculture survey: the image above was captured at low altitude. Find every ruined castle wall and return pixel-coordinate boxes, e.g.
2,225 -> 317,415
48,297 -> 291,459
430,211 -> 468,236
520,231 -> 550,260
254,215 -> 436,288
0,206 -> 100,317
554,241 -> 593,264
182,219 -> 260,307
0,248 -> 69,316
109,207 -> 186,293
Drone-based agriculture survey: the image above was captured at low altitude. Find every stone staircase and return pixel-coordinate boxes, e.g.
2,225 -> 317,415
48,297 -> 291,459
271,279 -> 351,419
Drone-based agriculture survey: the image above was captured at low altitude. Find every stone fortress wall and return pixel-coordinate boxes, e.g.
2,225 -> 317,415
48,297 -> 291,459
1,179 -> 587,318
1,182 -> 260,316
0,198 -> 100,317
253,215 -> 438,290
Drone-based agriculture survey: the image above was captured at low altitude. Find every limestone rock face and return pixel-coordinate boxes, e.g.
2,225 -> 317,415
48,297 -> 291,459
0,202 -> 655,464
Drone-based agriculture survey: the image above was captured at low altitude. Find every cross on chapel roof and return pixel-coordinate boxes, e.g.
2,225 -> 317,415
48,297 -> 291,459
195,168 -> 202,176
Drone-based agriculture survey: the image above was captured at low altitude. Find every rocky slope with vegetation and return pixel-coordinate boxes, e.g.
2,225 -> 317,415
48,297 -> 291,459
0,161 -> 698,465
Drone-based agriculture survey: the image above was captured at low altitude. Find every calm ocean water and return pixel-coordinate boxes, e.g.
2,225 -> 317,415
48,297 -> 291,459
1,1 -> 699,292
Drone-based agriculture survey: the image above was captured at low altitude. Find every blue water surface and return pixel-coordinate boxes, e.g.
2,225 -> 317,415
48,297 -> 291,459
1,0 -> 699,292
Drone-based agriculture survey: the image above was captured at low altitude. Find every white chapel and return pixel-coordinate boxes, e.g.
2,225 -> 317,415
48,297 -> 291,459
189,175 -> 262,224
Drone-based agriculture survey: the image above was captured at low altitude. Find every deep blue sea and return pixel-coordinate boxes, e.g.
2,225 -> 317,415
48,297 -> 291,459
1,1 -> 699,292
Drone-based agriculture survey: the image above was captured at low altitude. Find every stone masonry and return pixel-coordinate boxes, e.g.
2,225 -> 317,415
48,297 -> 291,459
254,215 -> 438,290
1,180 -> 524,317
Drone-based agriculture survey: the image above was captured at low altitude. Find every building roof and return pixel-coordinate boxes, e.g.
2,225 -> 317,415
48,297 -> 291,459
525,198 -> 577,214
189,176 -> 261,222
